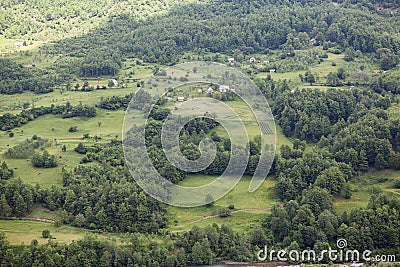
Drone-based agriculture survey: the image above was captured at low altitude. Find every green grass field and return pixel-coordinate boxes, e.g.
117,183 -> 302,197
0,219 -> 127,245
0,108 -> 132,187
168,175 -> 278,233
256,51 -> 376,92
0,87 -> 136,115
334,169 -> 400,214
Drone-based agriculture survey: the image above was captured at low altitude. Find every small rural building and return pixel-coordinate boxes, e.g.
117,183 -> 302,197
228,58 -> 235,64
178,96 -> 185,102
111,79 -> 119,87
250,57 -> 256,63
219,85 -> 230,93
14,42 -> 24,47
270,69 -> 276,73
206,87 -> 214,94
372,70 -> 381,74
264,60 -> 270,65
349,86 -> 355,90
197,89 -> 203,94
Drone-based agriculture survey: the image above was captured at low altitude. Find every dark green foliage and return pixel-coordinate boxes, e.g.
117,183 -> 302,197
48,0 -> 400,75
98,93 -> 134,110
370,71 -> 400,95
177,224 -> 253,264
205,194 -> 214,207
31,151 -> 58,168
275,144 -> 353,201
0,161 -> 13,180
68,126 -> 78,132
376,48 -> 399,71
304,70 -> 316,85
41,229 -> 50,238
5,136 -> 48,159
0,59 -> 59,94
0,178 -> 35,217
273,85 -> 390,142
58,140 -> 166,233
0,232 -> 12,266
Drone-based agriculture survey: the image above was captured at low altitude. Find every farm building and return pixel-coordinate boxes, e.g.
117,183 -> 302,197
178,96 -> 185,102
206,87 -> 214,94
111,79 -> 119,87
219,85 -> 230,93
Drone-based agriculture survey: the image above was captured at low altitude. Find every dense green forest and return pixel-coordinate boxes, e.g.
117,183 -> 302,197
0,0 -> 400,265
45,0 -> 400,76
0,59 -> 61,94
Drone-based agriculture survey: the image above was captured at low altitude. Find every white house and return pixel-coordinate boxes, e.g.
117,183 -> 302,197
111,79 -> 119,87
228,58 -> 235,64
219,85 -> 230,93
264,60 -> 270,65
206,87 -> 214,94
270,69 -> 276,73
14,42 -> 24,47
250,57 -> 256,63
177,96 -> 185,102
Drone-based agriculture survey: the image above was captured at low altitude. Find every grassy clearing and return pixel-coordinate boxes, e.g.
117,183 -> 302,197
0,152 -> 79,187
256,52 -> 346,82
0,87 -> 136,115
334,169 -> 400,214
0,219 -> 124,245
120,59 -> 155,80
1,109 -> 127,148
168,175 -> 278,233
0,109 -> 135,187
27,205 -> 60,221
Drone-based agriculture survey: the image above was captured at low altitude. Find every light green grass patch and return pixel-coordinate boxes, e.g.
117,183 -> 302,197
168,175 -> 277,233
28,205 -> 60,221
0,87 -> 136,115
0,109 -> 132,187
334,169 -> 400,214
0,220 -> 123,245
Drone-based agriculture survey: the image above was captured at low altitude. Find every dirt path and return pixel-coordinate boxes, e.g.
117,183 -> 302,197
1,217 -> 55,223
188,208 -> 271,224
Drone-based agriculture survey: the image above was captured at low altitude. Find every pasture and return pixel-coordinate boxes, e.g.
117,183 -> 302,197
168,174 -> 278,233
